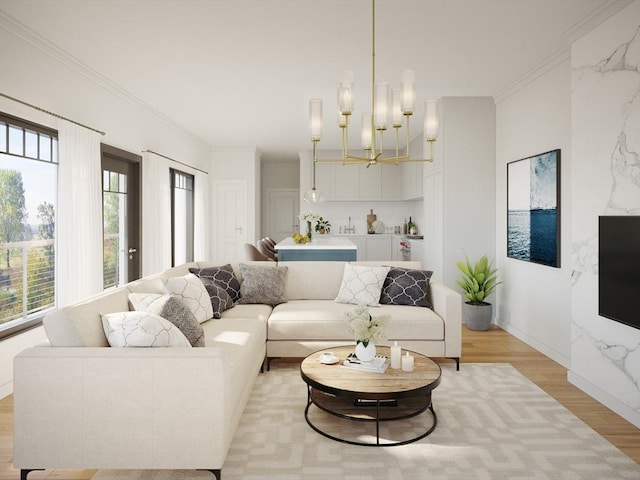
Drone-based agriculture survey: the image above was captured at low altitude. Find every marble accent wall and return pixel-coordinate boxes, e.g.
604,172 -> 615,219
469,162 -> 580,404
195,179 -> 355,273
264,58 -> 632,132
570,0 -> 640,426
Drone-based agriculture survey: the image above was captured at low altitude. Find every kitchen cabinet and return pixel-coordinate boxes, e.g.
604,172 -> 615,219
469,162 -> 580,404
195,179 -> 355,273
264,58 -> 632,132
401,161 -> 423,200
366,235 -> 392,261
330,234 -> 393,260
334,164 -> 359,200
315,162 -> 402,201
315,162 -> 335,200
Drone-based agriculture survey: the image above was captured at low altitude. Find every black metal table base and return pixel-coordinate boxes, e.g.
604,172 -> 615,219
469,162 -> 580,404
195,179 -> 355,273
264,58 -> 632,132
304,386 -> 438,447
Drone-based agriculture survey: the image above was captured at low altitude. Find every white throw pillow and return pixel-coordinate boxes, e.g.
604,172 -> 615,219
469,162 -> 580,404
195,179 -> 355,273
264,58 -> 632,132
101,311 -> 191,348
334,264 -> 391,306
161,273 -> 214,323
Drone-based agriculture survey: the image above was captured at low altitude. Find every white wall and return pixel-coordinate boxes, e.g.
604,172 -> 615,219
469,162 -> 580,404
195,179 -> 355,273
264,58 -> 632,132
424,97 -> 496,290
210,148 -> 261,248
569,0 -> 640,427
0,15 -> 212,398
494,56 -> 573,367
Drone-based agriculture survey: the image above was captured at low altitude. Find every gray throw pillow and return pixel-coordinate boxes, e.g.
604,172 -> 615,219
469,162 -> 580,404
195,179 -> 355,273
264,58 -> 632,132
379,267 -> 433,308
189,264 -> 241,303
237,263 -> 288,306
199,278 -> 235,318
128,293 -> 205,347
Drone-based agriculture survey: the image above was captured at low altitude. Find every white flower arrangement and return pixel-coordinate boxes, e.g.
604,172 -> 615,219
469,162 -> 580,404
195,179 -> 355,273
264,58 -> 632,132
299,211 -> 320,223
345,305 -> 389,347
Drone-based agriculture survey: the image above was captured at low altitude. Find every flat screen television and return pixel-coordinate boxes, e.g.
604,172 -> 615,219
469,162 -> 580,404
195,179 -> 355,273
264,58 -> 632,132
598,215 -> 640,330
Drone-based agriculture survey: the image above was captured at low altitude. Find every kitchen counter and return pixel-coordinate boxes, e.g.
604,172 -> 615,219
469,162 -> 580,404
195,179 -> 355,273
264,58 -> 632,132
275,237 -> 357,261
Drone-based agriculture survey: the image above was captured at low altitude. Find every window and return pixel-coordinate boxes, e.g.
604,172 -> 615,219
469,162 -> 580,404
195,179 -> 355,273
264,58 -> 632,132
171,169 -> 194,266
0,113 -> 58,338
103,169 -> 127,289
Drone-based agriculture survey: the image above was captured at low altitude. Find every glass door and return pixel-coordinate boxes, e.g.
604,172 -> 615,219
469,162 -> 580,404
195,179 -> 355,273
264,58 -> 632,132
101,145 -> 140,288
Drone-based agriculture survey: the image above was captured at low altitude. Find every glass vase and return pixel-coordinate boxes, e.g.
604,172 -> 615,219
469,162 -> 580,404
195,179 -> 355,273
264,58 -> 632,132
306,221 -> 312,241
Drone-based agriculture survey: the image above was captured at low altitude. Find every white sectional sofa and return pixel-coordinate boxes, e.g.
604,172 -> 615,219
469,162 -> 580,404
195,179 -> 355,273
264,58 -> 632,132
13,260 -> 461,480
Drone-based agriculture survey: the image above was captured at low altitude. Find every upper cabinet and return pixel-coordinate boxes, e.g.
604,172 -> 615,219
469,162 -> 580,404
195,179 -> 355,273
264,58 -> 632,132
401,161 -> 423,200
315,162 -> 402,201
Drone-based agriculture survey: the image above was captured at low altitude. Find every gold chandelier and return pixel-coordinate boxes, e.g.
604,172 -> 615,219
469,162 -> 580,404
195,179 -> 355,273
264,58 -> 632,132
308,0 -> 438,171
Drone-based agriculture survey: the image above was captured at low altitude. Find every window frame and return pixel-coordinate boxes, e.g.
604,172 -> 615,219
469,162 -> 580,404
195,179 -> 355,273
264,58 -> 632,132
0,112 -> 58,340
170,168 -> 195,267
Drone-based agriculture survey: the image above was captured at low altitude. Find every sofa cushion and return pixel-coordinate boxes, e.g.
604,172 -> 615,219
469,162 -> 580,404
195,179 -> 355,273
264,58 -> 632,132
161,273 -> 213,323
101,311 -> 192,347
43,287 -> 131,347
380,267 -> 433,308
128,293 -> 205,347
269,300 -> 444,341
238,263 -> 288,306
189,264 -> 241,303
280,261 -> 346,300
220,303 -> 273,322
334,264 -> 390,306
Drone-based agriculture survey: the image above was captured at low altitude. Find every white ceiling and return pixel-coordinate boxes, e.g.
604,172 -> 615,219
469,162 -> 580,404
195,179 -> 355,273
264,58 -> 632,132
0,0 -> 612,162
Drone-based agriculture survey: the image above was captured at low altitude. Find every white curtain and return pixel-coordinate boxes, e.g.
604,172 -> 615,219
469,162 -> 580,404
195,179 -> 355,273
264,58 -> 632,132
56,120 -> 103,306
193,170 -> 210,261
141,151 -> 171,276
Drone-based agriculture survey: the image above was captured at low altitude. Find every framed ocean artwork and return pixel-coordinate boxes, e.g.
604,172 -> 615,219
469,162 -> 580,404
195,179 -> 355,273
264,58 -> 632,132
507,149 -> 560,268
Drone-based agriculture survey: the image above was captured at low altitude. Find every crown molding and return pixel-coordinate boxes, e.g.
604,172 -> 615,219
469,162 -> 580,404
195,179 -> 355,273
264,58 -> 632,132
563,0 -> 634,45
493,47 -> 571,104
0,10 -> 211,148
493,0 -> 634,104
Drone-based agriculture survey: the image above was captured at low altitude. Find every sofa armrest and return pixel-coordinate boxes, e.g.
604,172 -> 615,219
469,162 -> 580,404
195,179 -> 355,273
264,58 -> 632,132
14,347 -> 230,470
430,281 -> 462,358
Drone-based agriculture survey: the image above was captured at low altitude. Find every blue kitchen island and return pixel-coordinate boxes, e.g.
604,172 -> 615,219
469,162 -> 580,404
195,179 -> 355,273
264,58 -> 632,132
275,236 -> 357,261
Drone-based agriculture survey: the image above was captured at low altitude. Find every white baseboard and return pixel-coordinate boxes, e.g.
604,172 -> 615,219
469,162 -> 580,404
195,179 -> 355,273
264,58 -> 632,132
568,371 -> 640,429
495,320 -> 571,368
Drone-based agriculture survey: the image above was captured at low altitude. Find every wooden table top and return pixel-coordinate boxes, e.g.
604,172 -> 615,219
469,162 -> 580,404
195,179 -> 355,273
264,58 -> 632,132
300,345 -> 442,400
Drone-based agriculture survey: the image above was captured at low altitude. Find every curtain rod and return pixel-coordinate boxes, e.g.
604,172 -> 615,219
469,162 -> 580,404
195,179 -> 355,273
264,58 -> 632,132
0,92 -> 106,136
143,149 -> 208,175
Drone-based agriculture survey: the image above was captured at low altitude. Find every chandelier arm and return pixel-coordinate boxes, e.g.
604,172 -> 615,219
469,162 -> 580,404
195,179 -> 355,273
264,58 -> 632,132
405,114 -> 411,159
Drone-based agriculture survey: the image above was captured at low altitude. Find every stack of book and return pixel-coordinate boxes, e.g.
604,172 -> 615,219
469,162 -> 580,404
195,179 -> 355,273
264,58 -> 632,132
341,353 -> 389,373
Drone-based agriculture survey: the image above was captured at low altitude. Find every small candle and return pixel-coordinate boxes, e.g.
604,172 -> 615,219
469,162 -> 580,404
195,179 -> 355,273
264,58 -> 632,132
390,341 -> 402,369
401,352 -> 414,372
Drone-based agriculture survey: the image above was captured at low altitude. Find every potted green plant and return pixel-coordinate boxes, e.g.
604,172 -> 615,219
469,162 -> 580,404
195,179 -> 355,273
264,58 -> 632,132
456,255 -> 501,331
315,217 -> 331,234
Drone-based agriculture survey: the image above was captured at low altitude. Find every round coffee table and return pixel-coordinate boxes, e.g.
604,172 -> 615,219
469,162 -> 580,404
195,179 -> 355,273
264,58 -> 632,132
300,345 -> 441,446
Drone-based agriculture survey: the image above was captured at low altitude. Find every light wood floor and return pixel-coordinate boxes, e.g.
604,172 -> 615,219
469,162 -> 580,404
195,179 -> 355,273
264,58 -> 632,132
1,325 -> 638,479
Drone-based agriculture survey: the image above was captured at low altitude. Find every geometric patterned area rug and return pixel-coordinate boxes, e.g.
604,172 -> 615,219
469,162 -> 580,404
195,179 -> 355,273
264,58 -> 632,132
93,363 -> 640,480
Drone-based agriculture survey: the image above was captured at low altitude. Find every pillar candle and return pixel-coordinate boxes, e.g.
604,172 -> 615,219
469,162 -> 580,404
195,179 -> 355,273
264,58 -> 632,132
401,352 -> 414,372
390,341 -> 402,369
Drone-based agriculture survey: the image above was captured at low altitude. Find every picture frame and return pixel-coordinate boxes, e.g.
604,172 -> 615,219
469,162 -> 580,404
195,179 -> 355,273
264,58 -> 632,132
507,149 -> 560,268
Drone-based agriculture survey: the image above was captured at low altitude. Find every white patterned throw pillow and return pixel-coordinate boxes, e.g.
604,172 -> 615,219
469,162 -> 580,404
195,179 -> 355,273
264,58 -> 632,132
161,273 -> 214,323
101,311 -> 191,347
334,264 -> 391,306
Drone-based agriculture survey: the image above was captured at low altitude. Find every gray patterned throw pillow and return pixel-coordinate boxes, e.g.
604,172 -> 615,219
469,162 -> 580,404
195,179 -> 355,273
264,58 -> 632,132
199,278 -> 235,319
237,263 -> 288,306
128,293 -> 205,347
190,264 -> 241,303
379,267 -> 433,308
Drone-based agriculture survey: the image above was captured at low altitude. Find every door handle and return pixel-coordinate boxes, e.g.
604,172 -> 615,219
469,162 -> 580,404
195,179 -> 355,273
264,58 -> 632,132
128,247 -> 137,260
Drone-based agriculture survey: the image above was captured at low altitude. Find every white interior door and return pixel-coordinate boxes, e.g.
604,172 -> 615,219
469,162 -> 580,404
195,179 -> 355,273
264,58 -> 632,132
213,180 -> 247,261
267,189 -> 299,242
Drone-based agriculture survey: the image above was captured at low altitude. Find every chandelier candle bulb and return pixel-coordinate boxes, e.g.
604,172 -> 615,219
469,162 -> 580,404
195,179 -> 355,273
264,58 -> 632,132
401,69 -> 415,114
309,99 -> 323,140
424,100 -> 438,140
390,341 -> 402,369
402,351 -> 414,372
374,82 -> 389,129
361,112 -> 373,150
391,87 -> 403,127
